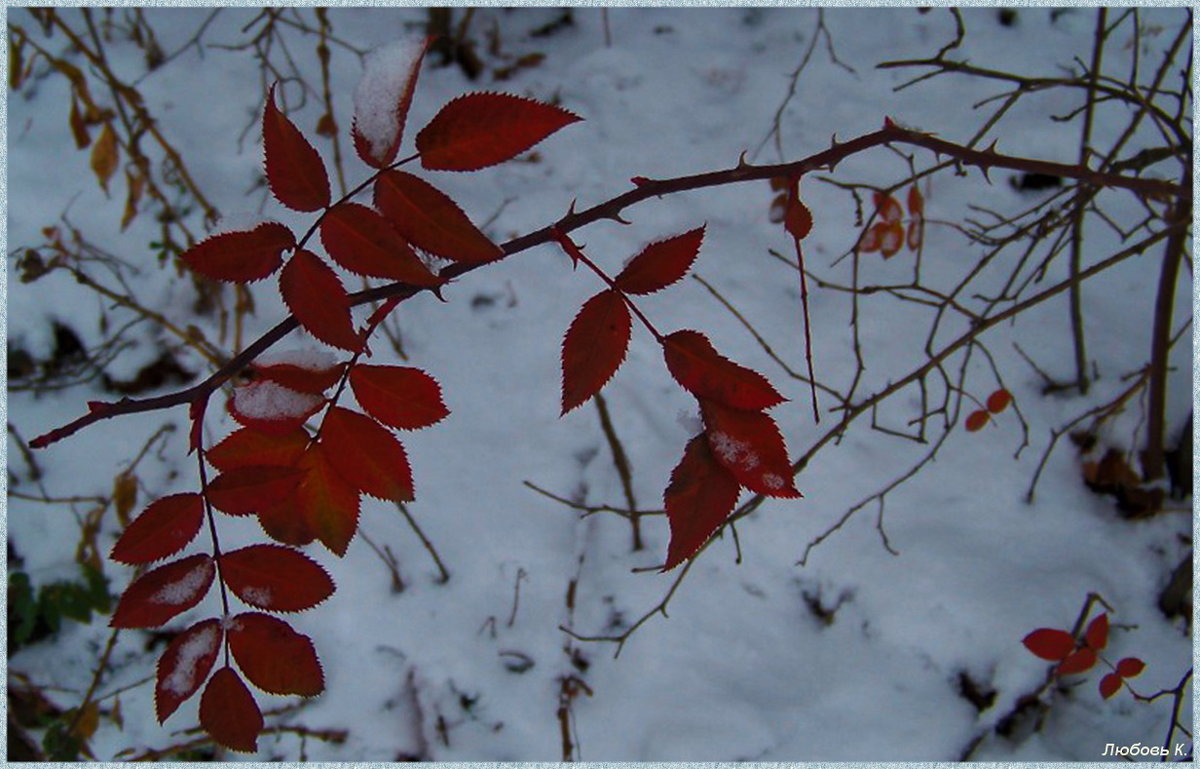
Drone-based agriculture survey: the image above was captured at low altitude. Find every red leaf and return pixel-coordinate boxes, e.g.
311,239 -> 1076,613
1116,657 -> 1146,678
282,442 -> 361,556
879,220 -> 905,258
1022,627 -> 1075,661
252,353 -> 344,395
206,465 -> 306,516
1056,646 -> 1097,675
663,434 -> 741,570
208,428 -> 310,473
874,191 -> 903,223
986,388 -> 1013,415
156,619 -> 223,723
416,92 -> 581,171
199,667 -> 263,754
906,184 -> 924,217
110,493 -> 205,565
110,554 -> 215,628
965,409 -> 991,432
857,223 -> 884,253
263,84 -> 330,212
227,612 -> 324,697
351,37 -> 430,169
1084,612 -> 1109,650
700,400 -> 800,497
906,219 -> 923,251
280,250 -> 361,352
785,196 -> 813,242
374,171 -> 503,264
321,407 -> 414,503
228,380 -> 324,436
561,289 -> 632,415
349,364 -> 449,430
220,544 -> 334,612
613,227 -> 705,295
181,223 -> 294,283
1099,672 -> 1123,699
663,330 -> 785,411
320,203 -> 445,286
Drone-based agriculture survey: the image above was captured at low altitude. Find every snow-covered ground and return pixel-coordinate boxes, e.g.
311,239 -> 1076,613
6,6 -> 1193,761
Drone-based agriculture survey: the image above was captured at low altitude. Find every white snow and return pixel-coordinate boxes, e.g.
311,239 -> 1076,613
6,7 -> 1192,763
352,36 -> 426,160
150,559 -> 214,606
240,586 -> 273,607
162,624 -> 221,696
231,380 -> 323,422
710,431 -> 760,470
254,347 -> 340,372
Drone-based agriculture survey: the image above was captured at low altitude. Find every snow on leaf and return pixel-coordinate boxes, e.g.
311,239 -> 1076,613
279,249 -> 361,352
199,667 -> 263,754
352,36 -> 429,168
874,191 -> 903,223
416,91 -> 582,172
181,223 -> 295,284
251,348 -> 343,394
206,465 -> 306,516
612,227 -> 705,295
374,170 -> 503,264
220,544 -> 335,611
700,400 -> 800,498
320,406 -> 414,503
111,554 -> 215,628
663,433 -> 741,570
906,219 -> 923,252
560,289 -> 632,415
320,202 -> 445,286
263,83 -> 330,212
110,493 -> 205,565
1022,627 -> 1075,661
156,619 -> 222,723
229,379 -> 324,435
349,364 -> 449,430
227,612 -> 324,697
878,220 -> 905,258
662,329 -> 785,410
207,427 -> 310,472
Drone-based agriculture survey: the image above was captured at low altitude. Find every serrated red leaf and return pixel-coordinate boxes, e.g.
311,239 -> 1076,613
199,667 -> 263,754
1022,627 -> 1075,661
874,191 -> 903,223
206,465 -> 306,516
906,219 -> 923,252
1084,612 -> 1108,650
281,442 -> 360,556
181,223 -> 294,283
700,400 -> 800,497
349,364 -> 449,430
156,618 -> 223,723
417,92 -> 581,172
351,37 -> 430,169
320,406 -> 414,503
613,227 -> 705,295
263,84 -> 330,212
965,409 -> 991,432
228,380 -> 324,436
110,493 -> 205,565
220,544 -> 334,611
906,184 -> 924,217
785,196 -> 813,242
663,434 -> 742,570
280,250 -> 361,352
1116,657 -> 1145,678
561,289 -> 632,415
374,171 -> 503,264
986,388 -> 1013,415
1056,646 -> 1097,675
879,220 -> 905,258
227,612 -> 324,697
320,203 -> 445,286
1099,672 -> 1123,699
110,554 -> 215,628
252,355 -> 344,395
663,330 -> 785,411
